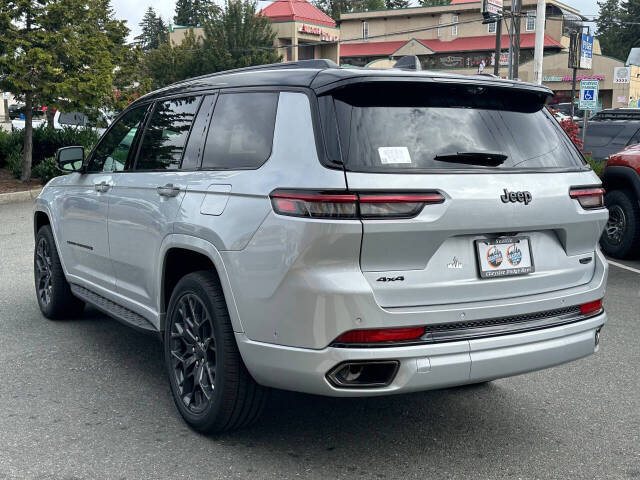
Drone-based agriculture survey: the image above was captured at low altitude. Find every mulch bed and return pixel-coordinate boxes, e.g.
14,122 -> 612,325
0,168 -> 41,194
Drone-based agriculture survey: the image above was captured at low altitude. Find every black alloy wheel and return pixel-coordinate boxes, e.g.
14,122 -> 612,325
164,271 -> 268,433
169,294 -> 217,414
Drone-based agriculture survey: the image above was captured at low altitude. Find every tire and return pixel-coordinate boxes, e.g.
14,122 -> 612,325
600,189 -> 640,259
34,225 -> 85,319
164,271 -> 268,433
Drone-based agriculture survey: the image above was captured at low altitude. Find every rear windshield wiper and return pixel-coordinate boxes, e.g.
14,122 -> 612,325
433,152 -> 508,167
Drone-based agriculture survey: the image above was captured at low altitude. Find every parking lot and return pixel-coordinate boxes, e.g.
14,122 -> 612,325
0,200 -> 638,480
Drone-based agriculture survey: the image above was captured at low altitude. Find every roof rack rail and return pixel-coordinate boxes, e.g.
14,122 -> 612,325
166,59 -> 339,88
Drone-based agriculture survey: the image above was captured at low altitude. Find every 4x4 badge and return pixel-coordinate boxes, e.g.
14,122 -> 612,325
500,189 -> 532,205
447,257 -> 463,269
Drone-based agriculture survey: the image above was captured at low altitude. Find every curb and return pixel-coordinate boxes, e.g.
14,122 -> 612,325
0,188 -> 42,206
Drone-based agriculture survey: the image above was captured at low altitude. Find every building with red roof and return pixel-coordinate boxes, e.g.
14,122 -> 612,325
169,0 -> 340,64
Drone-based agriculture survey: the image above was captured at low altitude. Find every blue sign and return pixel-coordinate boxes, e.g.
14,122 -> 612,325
580,34 -> 593,69
579,79 -> 599,110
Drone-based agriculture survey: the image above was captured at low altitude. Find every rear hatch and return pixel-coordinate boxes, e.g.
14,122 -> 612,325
319,80 -> 605,308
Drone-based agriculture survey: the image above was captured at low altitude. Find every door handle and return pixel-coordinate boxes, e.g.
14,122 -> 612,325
157,184 -> 181,197
94,181 -> 110,193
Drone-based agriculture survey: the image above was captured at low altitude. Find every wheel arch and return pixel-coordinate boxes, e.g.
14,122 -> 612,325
602,166 -> 640,201
158,235 -> 244,334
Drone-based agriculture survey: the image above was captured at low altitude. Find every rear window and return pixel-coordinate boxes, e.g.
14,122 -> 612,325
583,124 -> 626,147
323,83 -> 585,172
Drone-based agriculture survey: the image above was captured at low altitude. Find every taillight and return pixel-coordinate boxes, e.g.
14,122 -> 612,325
333,327 -> 426,344
270,190 -> 444,219
570,187 -> 605,209
580,299 -> 603,316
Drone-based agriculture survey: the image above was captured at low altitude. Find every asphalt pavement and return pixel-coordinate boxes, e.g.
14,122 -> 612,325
0,200 -> 638,480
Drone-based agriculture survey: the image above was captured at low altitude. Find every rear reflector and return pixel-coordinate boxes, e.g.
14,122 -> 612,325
570,187 -> 605,209
270,190 -> 444,219
333,327 -> 426,344
580,299 -> 603,316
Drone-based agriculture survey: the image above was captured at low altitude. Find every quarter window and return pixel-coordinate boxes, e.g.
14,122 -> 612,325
135,96 -> 201,171
87,106 -> 147,173
202,92 -> 278,170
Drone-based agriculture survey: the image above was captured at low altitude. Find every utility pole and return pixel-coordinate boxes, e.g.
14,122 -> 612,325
532,0 -> 546,84
494,18 -> 502,76
511,0 -> 522,80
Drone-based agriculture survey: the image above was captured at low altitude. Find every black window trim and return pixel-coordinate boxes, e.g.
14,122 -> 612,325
131,94 -> 205,172
84,102 -> 152,174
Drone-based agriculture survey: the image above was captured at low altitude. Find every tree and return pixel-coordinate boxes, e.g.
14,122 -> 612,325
135,7 -> 168,51
419,0 -> 449,6
200,0 -> 280,72
0,0 -> 129,181
385,0 -> 409,8
174,0 -> 217,26
313,0 -> 354,22
596,0 -> 640,61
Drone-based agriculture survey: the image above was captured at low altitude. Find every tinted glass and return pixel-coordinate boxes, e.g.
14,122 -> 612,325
328,84 -> 584,172
135,96 -> 201,171
202,92 -> 278,169
583,124 -> 625,147
58,112 -> 88,127
181,95 -> 216,170
88,106 -> 147,173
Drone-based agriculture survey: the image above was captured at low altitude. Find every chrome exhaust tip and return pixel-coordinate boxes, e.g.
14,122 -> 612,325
326,360 -> 399,388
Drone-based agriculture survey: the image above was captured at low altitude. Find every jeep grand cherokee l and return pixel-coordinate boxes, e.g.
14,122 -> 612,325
33,60 -> 608,433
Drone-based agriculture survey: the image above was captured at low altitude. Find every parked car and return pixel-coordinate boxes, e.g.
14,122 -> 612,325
591,108 -> 640,121
8,103 -> 25,120
581,119 -> 640,160
551,102 -> 590,121
12,109 -> 112,134
600,143 -> 640,258
34,60 -> 608,433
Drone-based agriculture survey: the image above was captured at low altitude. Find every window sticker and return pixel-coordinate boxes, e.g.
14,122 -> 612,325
378,146 -> 412,164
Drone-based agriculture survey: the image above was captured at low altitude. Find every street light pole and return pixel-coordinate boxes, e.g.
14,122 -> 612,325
533,0 -> 546,84
494,18 -> 502,76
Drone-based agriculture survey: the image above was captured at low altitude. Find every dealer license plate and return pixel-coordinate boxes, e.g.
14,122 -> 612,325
475,237 -> 534,278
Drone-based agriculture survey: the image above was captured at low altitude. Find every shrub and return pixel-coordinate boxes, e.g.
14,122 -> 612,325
7,150 -> 23,179
32,157 -> 61,185
559,118 -> 583,151
0,126 -> 99,171
585,154 -> 604,178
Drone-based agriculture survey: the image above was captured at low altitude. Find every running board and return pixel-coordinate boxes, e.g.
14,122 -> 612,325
70,284 -> 160,337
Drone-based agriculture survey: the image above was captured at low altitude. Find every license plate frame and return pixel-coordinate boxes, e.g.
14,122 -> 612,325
475,236 -> 535,279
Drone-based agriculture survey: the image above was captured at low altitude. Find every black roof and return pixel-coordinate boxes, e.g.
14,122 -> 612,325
134,59 -> 553,105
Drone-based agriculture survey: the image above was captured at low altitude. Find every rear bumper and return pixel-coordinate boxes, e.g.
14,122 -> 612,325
237,311 -> 606,397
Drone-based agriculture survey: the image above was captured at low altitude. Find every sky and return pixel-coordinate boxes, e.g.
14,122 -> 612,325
111,0 -> 599,40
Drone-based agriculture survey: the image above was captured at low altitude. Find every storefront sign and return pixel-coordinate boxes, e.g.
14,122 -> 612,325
617,96 -> 627,104
490,52 -> 509,66
613,67 -> 631,83
439,55 -> 464,67
482,0 -> 503,16
543,74 -> 605,82
580,34 -> 593,69
298,24 -> 338,42
579,79 -> 599,110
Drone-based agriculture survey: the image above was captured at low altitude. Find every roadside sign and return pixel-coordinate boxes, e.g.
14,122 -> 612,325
481,0 -> 503,17
2,92 -> 9,100
579,34 -> 593,69
614,67 -> 630,84
579,79 -> 599,110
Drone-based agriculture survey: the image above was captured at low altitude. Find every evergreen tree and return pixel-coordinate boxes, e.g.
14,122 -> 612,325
174,0 -> 193,25
0,0 -> 129,181
313,0 -> 353,22
201,0 -> 280,71
419,0 -> 449,6
385,0 -> 409,8
135,7 -> 167,51
596,0 -> 639,61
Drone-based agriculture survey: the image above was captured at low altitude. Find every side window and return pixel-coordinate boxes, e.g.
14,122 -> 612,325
87,106 -> 147,173
202,92 -> 278,170
135,96 -> 201,171
628,128 -> 640,146
181,95 -> 216,170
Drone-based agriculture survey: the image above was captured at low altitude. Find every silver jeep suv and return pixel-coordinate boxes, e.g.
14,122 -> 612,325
34,60 -> 608,433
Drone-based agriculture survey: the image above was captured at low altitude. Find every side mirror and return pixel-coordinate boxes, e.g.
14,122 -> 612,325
55,146 -> 85,173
